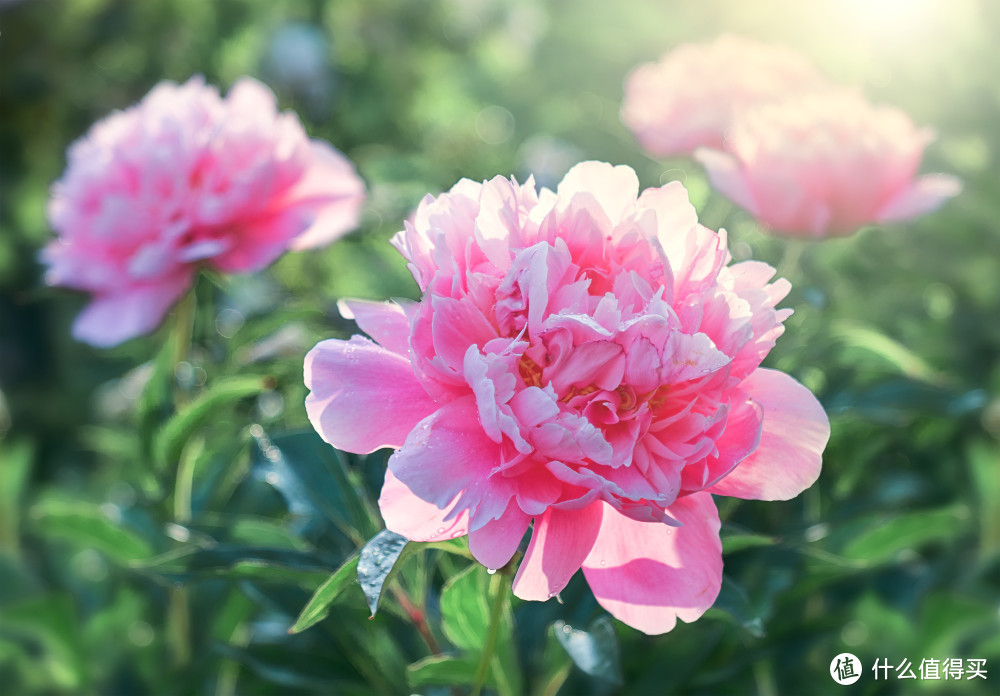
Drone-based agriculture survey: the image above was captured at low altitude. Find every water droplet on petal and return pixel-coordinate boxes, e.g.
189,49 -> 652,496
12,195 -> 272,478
562,624 -> 573,634
487,568 -> 497,575
437,527 -> 445,534
600,560 -> 606,566
450,531 -> 463,538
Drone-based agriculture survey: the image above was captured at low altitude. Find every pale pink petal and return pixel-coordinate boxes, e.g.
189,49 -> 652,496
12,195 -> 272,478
72,273 -> 193,347
875,174 -> 962,223
304,336 -> 437,454
386,396 -> 508,530
709,368 -> 829,500
287,141 -> 367,250
556,161 -> 639,223
582,493 -> 721,635
694,148 -> 758,214
512,503 -> 603,601
468,498 -> 532,570
337,298 -> 411,357
379,469 -> 469,542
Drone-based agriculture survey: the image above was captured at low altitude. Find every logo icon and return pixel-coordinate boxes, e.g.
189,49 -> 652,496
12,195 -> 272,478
831,653 -> 862,685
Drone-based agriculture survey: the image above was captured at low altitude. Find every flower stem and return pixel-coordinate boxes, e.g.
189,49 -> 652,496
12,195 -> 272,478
167,290 -> 196,669
471,569 -> 506,696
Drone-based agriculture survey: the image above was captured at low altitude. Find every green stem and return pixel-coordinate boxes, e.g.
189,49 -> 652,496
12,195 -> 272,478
775,239 -> 807,282
471,570 -> 506,696
167,290 -> 197,669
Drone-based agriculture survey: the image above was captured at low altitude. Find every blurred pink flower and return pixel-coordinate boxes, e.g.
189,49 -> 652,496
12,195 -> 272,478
305,162 -> 829,635
44,76 -> 365,346
695,90 -> 961,237
622,35 -> 826,157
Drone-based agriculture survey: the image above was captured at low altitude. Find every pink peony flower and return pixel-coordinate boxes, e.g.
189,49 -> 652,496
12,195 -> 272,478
622,35 -> 827,157
695,90 -> 961,237
305,162 -> 830,635
44,76 -> 365,347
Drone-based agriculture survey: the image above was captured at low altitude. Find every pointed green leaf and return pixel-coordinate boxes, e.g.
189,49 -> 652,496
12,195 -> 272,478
29,499 -> 151,564
357,530 -> 409,617
155,375 -> 270,468
842,506 -> 970,563
706,575 -> 766,637
290,554 -> 361,633
407,654 -> 482,689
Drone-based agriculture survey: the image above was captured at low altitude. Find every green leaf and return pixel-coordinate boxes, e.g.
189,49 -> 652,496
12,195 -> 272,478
357,530 -> 409,617
831,320 -> 944,384
967,439 -> 1000,558
721,528 -> 779,554
440,563 -> 491,650
842,506 -> 971,563
251,429 -> 379,542
130,545 -> 333,585
407,654 -> 481,688
553,616 -> 622,685
439,565 -> 521,696
706,575 -> 766,638
290,554 -> 361,633
534,625 -> 573,696
154,375 -> 270,468
29,498 -> 152,564
0,439 -> 32,555
0,594 -> 89,691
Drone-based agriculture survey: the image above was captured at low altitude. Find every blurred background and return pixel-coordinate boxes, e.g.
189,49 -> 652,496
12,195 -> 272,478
1,0 -> 998,694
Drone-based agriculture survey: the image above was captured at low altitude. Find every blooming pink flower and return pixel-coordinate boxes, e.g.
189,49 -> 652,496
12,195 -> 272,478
305,162 -> 829,635
695,90 -> 961,237
44,76 -> 365,347
622,35 -> 826,157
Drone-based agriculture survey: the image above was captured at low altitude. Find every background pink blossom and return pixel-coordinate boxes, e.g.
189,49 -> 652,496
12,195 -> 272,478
695,89 -> 961,237
305,161 -> 830,635
622,35 -> 826,157
43,76 -> 366,347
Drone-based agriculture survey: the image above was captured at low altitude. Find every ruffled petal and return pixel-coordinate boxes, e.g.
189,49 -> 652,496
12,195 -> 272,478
512,503 -> 603,601
304,336 -> 438,454
582,492 -> 721,635
709,368 -> 829,500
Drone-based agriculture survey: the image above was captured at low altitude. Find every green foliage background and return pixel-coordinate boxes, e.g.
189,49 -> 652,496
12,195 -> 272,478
1,0 -> 998,694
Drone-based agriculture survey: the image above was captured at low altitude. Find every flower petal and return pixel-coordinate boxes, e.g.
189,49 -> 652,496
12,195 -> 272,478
582,493 -> 721,635
379,469 -> 469,542
386,396 -> 510,533
337,298 -> 411,357
468,498 -> 532,570
709,368 -> 829,500
72,273 -> 193,347
304,336 -> 438,454
875,173 -> 962,223
287,141 -> 366,250
512,503 -> 603,601
694,148 -> 758,214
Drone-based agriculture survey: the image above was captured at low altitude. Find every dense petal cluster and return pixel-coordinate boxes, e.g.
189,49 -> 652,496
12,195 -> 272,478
44,76 -> 365,346
305,162 -> 829,634
622,35 -> 825,157
695,90 -> 962,237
